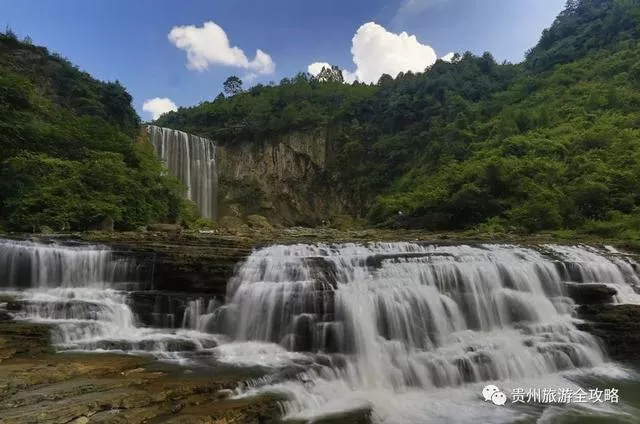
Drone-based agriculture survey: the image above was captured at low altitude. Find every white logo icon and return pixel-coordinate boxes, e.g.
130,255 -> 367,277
482,385 -> 507,406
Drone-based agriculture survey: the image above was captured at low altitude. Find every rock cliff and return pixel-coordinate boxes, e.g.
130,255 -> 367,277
217,130 -> 351,226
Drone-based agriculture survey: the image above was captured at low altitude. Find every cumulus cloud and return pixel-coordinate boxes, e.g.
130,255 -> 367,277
309,22 -> 445,84
168,21 -> 275,74
142,97 -> 177,120
441,52 -> 456,62
307,62 -> 331,76
350,22 -> 438,83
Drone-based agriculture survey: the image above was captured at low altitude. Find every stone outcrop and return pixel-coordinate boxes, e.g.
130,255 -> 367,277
217,131 -> 351,227
0,314 -> 283,424
576,304 -> 640,360
564,283 -> 617,305
97,233 -> 253,299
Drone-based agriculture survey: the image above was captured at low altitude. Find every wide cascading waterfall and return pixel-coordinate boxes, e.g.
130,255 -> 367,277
216,242 -> 640,423
4,238 -> 640,422
147,125 -> 218,220
0,238 -> 220,360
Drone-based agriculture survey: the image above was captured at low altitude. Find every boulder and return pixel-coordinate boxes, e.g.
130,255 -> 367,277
564,283 -> 616,305
0,310 -> 12,322
576,304 -> 640,360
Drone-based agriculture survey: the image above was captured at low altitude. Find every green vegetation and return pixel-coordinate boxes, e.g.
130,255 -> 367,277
0,31 -> 186,232
158,0 -> 640,238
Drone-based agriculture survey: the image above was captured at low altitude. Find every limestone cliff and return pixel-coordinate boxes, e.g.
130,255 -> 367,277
217,129 -> 350,226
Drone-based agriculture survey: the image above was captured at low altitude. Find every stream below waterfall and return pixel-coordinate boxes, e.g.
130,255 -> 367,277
3,238 -> 640,423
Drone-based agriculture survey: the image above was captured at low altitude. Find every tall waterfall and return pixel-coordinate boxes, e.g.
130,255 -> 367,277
2,238 -> 640,422
147,125 -> 218,220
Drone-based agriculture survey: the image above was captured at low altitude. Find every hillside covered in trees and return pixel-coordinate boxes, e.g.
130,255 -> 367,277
0,31 -> 187,232
157,0 -> 640,237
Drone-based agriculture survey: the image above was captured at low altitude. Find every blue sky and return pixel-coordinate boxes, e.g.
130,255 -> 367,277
2,0 -> 566,120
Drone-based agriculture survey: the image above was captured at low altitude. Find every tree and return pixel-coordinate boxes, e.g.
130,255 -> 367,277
223,76 -> 243,96
313,65 -> 344,83
377,74 -> 394,87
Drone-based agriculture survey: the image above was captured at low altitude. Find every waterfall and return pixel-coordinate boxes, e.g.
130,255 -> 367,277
147,125 -> 218,220
3,238 -> 640,422
0,238 -> 219,359
217,242 -> 640,422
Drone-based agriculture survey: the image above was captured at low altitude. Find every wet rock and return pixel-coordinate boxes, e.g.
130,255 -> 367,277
94,340 -> 133,351
564,283 -> 617,305
0,310 -> 12,322
147,223 -> 184,233
576,304 -> 640,360
121,367 -> 145,376
1,297 -> 22,312
0,351 -> 282,424
108,339 -> 200,353
0,322 -> 54,360
214,389 -> 234,400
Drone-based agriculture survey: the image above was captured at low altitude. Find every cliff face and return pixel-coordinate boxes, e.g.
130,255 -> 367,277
217,130 -> 350,226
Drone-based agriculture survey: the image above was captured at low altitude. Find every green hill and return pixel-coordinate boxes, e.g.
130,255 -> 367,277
158,0 -> 640,237
0,31 -> 186,232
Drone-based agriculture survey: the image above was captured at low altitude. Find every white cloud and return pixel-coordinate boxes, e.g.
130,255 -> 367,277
168,21 -> 275,74
308,22 -> 441,84
307,62 -> 331,76
441,52 -> 456,62
350,22 -> 438,83
308,24 -> 460,85
142,97 -> 177,120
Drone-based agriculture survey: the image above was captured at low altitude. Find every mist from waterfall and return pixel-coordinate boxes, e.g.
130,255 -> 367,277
147,125 -> 218,220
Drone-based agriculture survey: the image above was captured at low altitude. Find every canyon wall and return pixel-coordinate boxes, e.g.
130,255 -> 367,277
216,129 -> 351,226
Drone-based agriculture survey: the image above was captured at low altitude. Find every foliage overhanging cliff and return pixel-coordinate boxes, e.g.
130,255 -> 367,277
0,31 -> 187,232
157,0 -> 640,235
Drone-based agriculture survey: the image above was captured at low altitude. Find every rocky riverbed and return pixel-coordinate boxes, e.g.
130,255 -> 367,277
0,319 -> 284,424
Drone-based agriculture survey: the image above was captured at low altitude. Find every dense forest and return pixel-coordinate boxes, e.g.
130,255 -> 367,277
0,31 -> 187,232
2,0 -> 640,236
157,0 -> 640,237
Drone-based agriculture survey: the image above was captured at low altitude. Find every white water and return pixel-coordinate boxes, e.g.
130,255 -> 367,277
219,242 -> 640,422
147,125 -> 218,220
2,238 -> 640,423
0,239 -> 221,363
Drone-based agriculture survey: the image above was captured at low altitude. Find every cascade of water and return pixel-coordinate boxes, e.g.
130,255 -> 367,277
0,238 -> 220,360
218,242 -> 640,422
182,298 -> 222,333
0,239 -> 133,289
147,125 -> 218,220
3,237 -> 640,422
